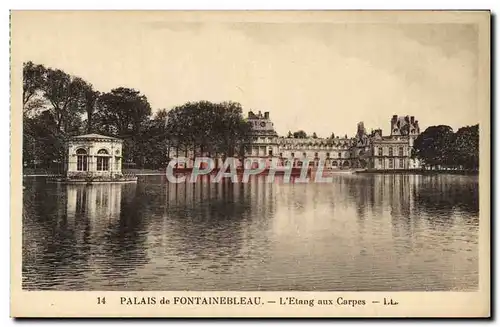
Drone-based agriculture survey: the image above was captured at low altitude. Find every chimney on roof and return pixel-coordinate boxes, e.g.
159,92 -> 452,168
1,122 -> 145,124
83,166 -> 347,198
410,116 -> 415,124
264,112 -> 269,119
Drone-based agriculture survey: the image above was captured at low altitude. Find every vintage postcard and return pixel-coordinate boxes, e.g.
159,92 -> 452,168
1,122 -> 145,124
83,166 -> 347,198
10,10 -> 490,318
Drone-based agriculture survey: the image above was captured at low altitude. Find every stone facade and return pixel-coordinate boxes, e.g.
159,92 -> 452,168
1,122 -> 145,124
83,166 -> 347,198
66,134 -> 124,178
245,112 -> 421,170
368,115 -> 421,170
245,111 -> 356,168
246,111 -> 279,158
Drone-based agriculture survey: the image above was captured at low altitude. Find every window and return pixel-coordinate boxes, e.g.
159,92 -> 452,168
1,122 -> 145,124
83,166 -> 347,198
97,149 -> 110,171
399,159 -> 404,168
291,152 -> 295,157
326,152 -> 330,158
338,152 -> 342,158
76,148 -> 88,171
399,147 -> 404,156
314,152 -> 318,157
389,159 -> 394,169
378,147 -> 383,156
378,158 -> 382,166
388,147 -> 393,156
97,157 -> 109,171
303,152 -> 306,157
268,150 -> 273,156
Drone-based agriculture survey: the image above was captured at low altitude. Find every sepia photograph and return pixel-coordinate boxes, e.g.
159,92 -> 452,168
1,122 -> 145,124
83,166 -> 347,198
10,10 -> 490,317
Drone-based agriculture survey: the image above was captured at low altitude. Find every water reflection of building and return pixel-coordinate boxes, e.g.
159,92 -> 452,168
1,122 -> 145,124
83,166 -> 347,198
372,175 -> 414,217
65,183 -> 151,288
66,184 -> 123,228
158,175 -> 275,277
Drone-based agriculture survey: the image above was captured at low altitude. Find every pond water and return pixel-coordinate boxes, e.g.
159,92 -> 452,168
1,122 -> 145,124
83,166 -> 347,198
22,174 -> 479,291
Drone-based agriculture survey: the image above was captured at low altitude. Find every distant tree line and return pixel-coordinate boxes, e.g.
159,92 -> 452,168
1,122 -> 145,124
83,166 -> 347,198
22,61 -> 253,171
412,124 -> 479,171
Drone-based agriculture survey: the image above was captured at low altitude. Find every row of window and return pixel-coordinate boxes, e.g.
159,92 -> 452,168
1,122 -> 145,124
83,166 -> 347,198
250,151 -> 349,158
287,152 -> 347,158
76,156 -> 111,171
376,146 -> 405,157
280,144 -> 350,150
76,148 -> 116,171
378,158 -> 405,168
286,160 -> 349,167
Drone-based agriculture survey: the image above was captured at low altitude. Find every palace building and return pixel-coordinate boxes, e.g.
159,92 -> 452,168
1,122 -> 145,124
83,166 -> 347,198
245,111 -> 355,168
245,111 -> 421,170
369,116 -> 421,170
168,110 -> 421,171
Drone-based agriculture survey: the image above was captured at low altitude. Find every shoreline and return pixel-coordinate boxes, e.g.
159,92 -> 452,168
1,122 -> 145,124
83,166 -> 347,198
355,169 -> 479,175
23,169 -> 479,178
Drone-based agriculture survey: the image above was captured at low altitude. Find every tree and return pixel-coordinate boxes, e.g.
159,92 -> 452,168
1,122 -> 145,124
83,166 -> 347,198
96,87 -> 152,166
287,131 -> 293,138
412,125 -> 455,169
23,61 -> 46,113
81,84 -> 100,133
97,87 -> 152,137
165,101 -> 253,162
23,62 -> 91,170
213,101 -> 253,158
453,124 -> 479,170
293,130 -> 307,138
23,110 -> 66,171
136,109 -> 172,168
42,68 -> 88,135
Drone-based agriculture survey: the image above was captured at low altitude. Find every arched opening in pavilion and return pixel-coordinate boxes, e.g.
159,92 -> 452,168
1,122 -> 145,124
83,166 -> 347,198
76,148 -> 88,171
96,149 -> 110,171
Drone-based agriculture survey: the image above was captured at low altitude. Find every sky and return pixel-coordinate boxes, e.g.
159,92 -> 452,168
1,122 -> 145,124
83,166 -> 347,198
12,11 -> 481,138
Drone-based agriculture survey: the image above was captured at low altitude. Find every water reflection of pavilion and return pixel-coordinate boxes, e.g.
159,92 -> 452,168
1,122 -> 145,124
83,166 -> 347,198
66,184 -> 123,229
